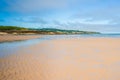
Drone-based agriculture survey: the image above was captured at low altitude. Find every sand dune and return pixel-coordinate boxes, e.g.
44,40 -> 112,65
0,38 -> 120,80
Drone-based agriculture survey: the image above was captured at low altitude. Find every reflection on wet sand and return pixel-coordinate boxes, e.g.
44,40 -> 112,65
0,38 -> 120,80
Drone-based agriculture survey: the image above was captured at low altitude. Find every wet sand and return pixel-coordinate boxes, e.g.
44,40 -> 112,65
0,35 -> 41,42
0,38 -> 120,80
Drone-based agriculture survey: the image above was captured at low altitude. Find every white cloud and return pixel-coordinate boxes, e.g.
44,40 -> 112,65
66,18 -> 114,25
80,19 -> 112,25
4,0 -> 70,12
14,16 -> 48,24
3,0 -> 103,13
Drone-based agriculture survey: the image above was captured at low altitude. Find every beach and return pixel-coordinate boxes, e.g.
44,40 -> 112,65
0,37 -> 120,80
0,35 -> 41,42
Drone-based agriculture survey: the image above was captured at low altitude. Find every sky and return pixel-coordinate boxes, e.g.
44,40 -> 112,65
0,0 -> 120,33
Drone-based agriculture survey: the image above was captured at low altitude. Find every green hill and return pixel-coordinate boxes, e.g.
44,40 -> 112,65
0,26 -> 100,34
29,28 -> 100,34
0,26 -> 28,30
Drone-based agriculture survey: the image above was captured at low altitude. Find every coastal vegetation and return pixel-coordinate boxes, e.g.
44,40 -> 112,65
0,26 -> 28,30
0,26 -> 100,35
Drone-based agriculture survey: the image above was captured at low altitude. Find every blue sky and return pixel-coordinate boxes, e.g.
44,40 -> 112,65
0,0 -> 120,33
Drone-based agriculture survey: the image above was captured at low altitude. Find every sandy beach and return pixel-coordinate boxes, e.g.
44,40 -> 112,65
0,38 -> 120,80
0,35 -> 41,42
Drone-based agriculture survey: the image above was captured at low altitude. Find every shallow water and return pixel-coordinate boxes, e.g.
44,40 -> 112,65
0,34 -> 120,57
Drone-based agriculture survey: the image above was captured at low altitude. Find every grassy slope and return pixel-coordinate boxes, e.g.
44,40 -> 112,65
0,26 -> 100,34
0,26 -> 28,30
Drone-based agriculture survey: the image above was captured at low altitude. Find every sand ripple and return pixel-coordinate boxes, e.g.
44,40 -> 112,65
0,38 -> 120,80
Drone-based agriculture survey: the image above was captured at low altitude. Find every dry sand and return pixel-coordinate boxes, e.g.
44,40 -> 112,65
0,38 -> 120,80
0,35 -> 41,42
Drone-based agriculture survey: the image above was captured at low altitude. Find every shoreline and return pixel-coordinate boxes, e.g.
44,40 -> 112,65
0,34 -> 42,42
0,34 -> 120,42
0,38 -> 120,80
